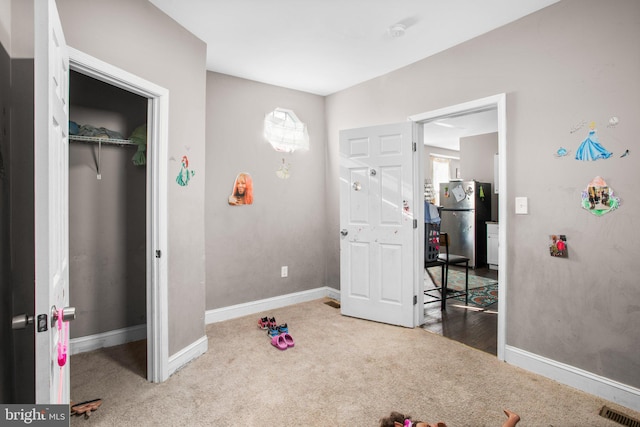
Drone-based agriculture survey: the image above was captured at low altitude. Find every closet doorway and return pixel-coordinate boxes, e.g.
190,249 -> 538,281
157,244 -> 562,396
68,69 -> 147,374
68,48 -> 169,383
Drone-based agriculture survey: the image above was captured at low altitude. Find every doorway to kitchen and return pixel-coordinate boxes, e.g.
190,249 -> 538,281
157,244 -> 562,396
409,93 -> 507,359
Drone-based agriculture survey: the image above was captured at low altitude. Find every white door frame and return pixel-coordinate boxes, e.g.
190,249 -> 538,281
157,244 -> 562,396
409,93 -> 507,361
68,47 -> 170,382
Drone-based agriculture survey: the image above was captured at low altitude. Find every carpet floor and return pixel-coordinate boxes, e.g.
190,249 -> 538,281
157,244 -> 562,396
70,298 -> 639,426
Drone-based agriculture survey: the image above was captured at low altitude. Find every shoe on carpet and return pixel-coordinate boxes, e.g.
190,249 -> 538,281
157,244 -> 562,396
271,334 -> 288,350
258,317 -> 270,329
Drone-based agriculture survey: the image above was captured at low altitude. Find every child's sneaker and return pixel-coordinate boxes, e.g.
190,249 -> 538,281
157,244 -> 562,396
258,317 -> 270,329
277,323 -> 288,334
268,317 -> 277,329
267,326 -> 280,338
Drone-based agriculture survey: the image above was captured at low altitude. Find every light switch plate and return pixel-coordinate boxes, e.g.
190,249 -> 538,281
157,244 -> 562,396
515,197 -> 528,214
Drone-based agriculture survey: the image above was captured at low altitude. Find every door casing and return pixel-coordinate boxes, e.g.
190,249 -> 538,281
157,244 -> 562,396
409,93 -> 507,360
68,47 -> 170,382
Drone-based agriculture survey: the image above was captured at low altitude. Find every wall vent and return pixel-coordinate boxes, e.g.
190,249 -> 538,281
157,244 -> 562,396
599,406 -> 640,427
324,299 -> 340,309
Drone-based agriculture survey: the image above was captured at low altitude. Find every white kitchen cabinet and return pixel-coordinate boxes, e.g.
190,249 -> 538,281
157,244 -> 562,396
487,222 -> 499,270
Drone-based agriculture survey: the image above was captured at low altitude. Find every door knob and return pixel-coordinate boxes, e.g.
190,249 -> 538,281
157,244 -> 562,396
52,306 -> 77,326
12,314 -> 34,330
340,229 -> 348,236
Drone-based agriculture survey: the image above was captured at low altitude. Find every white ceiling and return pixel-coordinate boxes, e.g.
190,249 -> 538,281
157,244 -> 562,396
149,0 -> 559,96
148,0 -> 559,150
423,107 -> 499,151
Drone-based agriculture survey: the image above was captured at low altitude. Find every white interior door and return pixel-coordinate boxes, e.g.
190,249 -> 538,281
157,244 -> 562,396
34,0 -> 71,404
339,122 -> 418,328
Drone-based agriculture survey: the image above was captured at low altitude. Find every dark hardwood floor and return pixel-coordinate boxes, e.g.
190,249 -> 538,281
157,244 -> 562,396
422,266 -> 499,355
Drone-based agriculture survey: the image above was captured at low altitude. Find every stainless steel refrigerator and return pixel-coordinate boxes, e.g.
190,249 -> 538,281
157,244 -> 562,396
439,181 -> 492,268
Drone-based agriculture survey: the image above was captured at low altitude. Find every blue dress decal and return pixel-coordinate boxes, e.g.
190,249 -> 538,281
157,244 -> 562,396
575,128 -> 612,161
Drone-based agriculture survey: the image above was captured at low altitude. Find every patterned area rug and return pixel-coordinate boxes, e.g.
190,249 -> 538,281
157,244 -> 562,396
425,267 -> 499,308
453,283 -> 498,308
426,267 -> 497,290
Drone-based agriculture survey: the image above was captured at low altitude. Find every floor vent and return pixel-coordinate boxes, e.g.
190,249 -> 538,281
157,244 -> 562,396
324,300 -> 340,309
600,406 -> 640,427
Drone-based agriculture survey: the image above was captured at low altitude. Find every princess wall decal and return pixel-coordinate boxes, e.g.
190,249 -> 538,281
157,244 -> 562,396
176,155 -> 195,186
575,122 -> 612,161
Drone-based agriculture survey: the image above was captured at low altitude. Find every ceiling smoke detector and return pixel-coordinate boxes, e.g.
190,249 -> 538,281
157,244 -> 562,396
388,24 -> 406,38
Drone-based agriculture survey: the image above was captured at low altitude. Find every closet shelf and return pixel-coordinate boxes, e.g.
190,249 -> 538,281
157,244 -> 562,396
69,135 -> 136,147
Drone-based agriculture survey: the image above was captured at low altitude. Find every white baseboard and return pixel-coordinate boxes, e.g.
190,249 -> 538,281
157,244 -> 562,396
505,345 -> 640,413
69,324 -> 147,355
206,286 -> 340,324
168,335 -> 208,377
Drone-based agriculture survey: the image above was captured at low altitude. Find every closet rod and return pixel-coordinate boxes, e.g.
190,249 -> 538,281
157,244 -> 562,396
69,135 -> 136,147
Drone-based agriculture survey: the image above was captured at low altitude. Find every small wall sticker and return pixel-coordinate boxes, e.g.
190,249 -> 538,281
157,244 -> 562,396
228,172 -> 254,205
175,155 -> 195,186
549,235 -> 568,257
276,158 -> 291,179
581,176 -> 620,216
569,120 -> 587,134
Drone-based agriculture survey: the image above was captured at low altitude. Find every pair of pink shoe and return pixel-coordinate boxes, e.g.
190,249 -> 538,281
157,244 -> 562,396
271,332 -> 294,350
258,316 -> 276,329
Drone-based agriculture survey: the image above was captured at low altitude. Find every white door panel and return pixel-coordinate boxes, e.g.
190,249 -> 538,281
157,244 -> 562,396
34,0 -> 70,404
340,122 -> 417,327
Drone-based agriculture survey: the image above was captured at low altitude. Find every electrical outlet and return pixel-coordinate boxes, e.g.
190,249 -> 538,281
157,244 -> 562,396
281,266 -> 288,278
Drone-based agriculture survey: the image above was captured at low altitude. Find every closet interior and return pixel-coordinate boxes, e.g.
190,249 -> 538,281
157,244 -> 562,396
68,70 -> 148,373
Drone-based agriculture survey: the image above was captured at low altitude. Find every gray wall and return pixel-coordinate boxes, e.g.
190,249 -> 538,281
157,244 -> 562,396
0,38 -> 11,404
460,132 -> 499,222
326,0 -> 640,389
68,71 -> 147,338
9,57 -> 35,403
205,72 -> 327,309
57,0 -> 207,356
2,0 -> 45,403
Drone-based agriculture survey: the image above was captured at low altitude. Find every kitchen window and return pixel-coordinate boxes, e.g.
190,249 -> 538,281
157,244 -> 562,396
431,155 -> 451,206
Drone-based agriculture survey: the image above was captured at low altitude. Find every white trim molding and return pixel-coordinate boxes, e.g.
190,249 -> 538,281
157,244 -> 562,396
69,46 -> 170,384
409,93 -> 508,360
69,325 -> 147,355
505,345 -> 640,413
206,287 -> 340,324
168,336 -> 208,377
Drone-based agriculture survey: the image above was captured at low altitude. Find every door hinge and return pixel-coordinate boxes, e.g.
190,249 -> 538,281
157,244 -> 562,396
412,142 -> 417,152
413,295 -> 418,305
155,250 -> 161,258
413,219 -> 417,229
